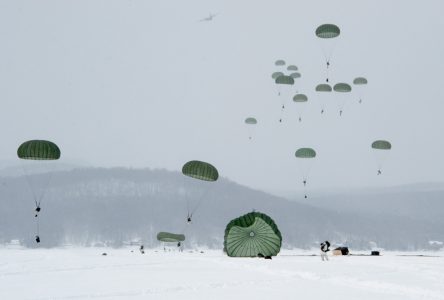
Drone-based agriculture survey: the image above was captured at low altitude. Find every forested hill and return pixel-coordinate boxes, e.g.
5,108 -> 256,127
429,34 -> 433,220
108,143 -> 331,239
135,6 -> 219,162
0,167 -> 442,250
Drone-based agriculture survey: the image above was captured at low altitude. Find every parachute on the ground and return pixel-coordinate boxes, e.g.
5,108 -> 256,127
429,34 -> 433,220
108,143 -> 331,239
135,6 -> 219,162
157,232 -> 185,243
182,160 -> 219,182
224,211 -> 282,257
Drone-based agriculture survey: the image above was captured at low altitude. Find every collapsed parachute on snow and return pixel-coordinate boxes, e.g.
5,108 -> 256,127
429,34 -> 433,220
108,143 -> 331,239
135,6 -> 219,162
224,211 -> 282,257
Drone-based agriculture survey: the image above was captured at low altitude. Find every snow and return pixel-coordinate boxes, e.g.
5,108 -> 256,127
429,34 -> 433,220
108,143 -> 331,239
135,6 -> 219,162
0,248 -> 443,300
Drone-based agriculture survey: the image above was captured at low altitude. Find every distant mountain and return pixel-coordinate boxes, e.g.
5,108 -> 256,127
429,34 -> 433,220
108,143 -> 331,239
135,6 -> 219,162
0,167 -> 443,250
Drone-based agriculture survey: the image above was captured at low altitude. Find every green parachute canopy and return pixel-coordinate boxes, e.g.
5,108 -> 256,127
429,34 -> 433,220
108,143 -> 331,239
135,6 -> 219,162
293,94 -> 308,102
316,83 -> 332,92
289,72 -> 301,79
353,77 -> 368,85
287,65 -> 298,71
17,140 -> 61,160
295,148 -> 316,158
182,160 -> 219,182
245,117 -> 257,125
271,72 -> 284,79
224,211 -> 282,257
275,75 -> 294,85
372,140 -> 392,150
333,83 -> 352,93
157,232 -> 185,243
275,60 -> 286,66
316,24 -> 340,39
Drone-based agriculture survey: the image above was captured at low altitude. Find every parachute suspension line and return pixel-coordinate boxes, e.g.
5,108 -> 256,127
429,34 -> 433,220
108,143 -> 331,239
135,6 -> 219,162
20,163 -> 39,207
190,187 -> 210,216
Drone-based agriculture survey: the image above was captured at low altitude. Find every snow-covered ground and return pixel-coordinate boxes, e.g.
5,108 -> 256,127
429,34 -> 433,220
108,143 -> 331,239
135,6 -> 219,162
0,247 -> 443,300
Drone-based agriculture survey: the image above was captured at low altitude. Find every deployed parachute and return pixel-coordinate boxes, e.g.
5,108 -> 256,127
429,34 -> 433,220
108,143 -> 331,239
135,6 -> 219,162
333,83 -> 352,116
182,160 -> 218,222
182,160 -> 218,182
224,211 -> 282,257
157,232 -> 186,243
371,140 -> 391,175
315,83 -> 332,114
275,75 -> 295,122
315,24 -> 340,83
17,140 -> 61,160
271,72 -> 284,80
289,72 -> 301,79
287,65 -> 298,71
292,94 -> 308,122
18,140 -> 61,242
275,60 -> 286,66
295,148 -> 316,199
353,77 -> 368,103
245,117 -> 257,140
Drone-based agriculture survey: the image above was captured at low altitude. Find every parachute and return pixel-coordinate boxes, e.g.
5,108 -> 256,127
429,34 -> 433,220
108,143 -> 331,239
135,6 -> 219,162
315,24 -> 341,83
275,75 -> 294,85
289,72 -> 301,79
292,94 -> 308,122
182,160 -> 219,182
287,65 -> 298,71
17,140 -> 61,160
181,160 -> 218,222
353,77 -> 368,103
275,75 -> 295,122
315,83 -> 332,114
245,117 -> 257,125
245,117 -> 257,140
295,148 -> 316,199
372,140 -> 391,175
224,211 -> 282,257
275,60 -> 286,66
157,232 -> 186,243
271,72 -> 284,79
333,83 -> 352,116
18,140 -> 61,242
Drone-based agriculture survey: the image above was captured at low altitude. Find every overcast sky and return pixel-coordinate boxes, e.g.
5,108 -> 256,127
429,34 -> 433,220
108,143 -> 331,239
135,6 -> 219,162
1,0 -> 443,195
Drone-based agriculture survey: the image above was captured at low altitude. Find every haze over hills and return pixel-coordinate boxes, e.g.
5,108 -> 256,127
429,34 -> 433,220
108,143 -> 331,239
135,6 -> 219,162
0,166 -> 442,251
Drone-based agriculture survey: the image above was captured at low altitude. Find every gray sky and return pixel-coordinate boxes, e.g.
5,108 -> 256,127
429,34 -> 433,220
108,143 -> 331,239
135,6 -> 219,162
1,0 -> 443,194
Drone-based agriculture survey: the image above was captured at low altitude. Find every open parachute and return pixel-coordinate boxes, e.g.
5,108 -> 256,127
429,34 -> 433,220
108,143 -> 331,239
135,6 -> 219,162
293,94 -> 308,122
245,117 -> 257,140
316,24 -> 340,83
224,211 -> 282,257
295,148 -> 316,199
353,77 -> 368,103
333,82 -> 352,116
182,160 -> 218,182
18,140 -> 61,243
372,140 -> 392,175
315,83 -> 332,114
157,232 -> 186,243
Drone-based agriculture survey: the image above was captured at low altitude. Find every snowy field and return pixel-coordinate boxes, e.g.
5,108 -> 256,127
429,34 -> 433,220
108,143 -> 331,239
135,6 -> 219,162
1,247 -> 443,300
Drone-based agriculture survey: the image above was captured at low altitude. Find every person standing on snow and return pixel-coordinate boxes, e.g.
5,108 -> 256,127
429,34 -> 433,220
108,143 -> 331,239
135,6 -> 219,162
320,241 -> 330,261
